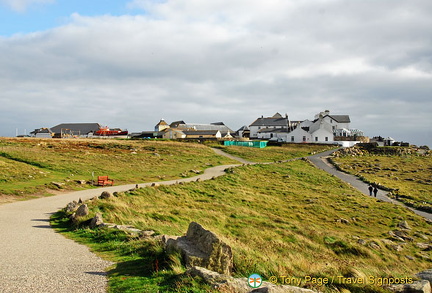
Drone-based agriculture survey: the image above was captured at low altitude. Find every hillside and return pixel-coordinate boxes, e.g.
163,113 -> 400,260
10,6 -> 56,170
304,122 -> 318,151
0,138 -> 237,202
50,142 -> 432,293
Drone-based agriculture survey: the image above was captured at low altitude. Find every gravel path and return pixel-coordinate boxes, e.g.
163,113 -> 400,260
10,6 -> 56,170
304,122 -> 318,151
308,149 -> 432,220
0,161 -> 240,293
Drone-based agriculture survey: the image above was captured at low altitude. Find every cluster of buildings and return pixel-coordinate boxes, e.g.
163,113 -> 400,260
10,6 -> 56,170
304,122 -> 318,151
29,110 -> 369,146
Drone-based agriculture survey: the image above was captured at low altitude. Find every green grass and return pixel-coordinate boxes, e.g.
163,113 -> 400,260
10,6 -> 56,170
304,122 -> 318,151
54,159 -> 432,293
331,148 -> 432,212
213,143 -> 336,162
0,138 -> 237,197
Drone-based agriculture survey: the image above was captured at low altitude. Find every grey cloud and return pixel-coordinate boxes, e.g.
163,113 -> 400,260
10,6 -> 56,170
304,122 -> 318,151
1,0 -> 431,146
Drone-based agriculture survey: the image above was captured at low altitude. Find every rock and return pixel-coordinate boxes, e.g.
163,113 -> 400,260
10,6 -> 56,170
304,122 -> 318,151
166,222 -> 233,275
417,243 -> 432,251
398,221 -> 412,230
388,280 -> 431,293
51,182 -> 65,188
114,225 -> 142,235
336,218 -> 350,224
90,213 -> 104,228
78,198 -> 83,204
186,266 -> 316,293
368,242 -> 381,250
151,183 -> 159,187
357,239 -> 367,245
141,230 -> 156,237
75,204 -> 89,217
65,201 -> 78,213
99,191 -> 113,200
76,180 -> 87,185
417,270 -> 432,283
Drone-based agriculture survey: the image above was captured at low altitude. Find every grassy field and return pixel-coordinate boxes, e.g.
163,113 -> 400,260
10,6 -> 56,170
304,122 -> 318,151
212,143 -> 335,163
54,156 -> 432,292
331,147 -> 432,212
0,138 -> 237,200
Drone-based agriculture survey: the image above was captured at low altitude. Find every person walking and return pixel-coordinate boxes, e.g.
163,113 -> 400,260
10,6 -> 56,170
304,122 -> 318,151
368,184 -> 373,196
373,185 -> 378,197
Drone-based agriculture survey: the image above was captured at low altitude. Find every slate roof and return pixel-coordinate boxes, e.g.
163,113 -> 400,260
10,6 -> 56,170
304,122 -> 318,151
257,127 -> 289,133
50,123 -> 101,135
328,115 -> 351,123
183,130 -> 220,136
250,117 -> 289,127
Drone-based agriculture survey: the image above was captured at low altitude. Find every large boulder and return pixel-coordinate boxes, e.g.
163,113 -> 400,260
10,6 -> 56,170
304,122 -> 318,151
388,280 -> 431,293
186,266 -> 317,293
166,222 -> 233,275
417,270 -> 432,284
75,204 -> 89,217
90,213 -> 104,228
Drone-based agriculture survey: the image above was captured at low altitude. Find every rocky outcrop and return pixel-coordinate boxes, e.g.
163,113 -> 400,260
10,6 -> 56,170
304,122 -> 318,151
99,191 -> 113,200
166,222 -> 233,275
186,266 -> 317,293
75,204 -> 89,217
388,280 -> 431,293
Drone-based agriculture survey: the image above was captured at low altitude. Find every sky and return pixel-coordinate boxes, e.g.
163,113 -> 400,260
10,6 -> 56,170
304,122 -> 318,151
0,0 -> 431,146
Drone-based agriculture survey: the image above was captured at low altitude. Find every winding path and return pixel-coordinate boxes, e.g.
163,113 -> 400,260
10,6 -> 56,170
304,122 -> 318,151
0,162 -> 239,293
0,147 -> 429,292
308,149 -> 432,220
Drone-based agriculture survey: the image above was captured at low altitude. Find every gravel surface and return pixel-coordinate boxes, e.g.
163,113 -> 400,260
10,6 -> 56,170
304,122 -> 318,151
308,149 -> 432,220
0,158 -> 240,293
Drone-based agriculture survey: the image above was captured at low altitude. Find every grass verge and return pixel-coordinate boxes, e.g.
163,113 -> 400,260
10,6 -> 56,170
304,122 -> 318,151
53,159 -> 432,292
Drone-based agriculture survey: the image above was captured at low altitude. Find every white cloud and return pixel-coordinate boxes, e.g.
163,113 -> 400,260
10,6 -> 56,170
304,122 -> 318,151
1,0 -> 432,146
0,0 -> 54,12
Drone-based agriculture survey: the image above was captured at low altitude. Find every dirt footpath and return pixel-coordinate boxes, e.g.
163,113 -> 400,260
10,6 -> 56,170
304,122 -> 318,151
0,163 -> 239,293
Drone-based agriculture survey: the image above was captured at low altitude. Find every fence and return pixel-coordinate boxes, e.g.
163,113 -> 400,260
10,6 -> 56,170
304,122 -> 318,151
223,141 -> 268,148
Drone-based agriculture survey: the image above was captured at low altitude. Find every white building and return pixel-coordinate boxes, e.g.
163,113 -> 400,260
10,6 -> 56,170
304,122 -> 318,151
247,110 -> 363,144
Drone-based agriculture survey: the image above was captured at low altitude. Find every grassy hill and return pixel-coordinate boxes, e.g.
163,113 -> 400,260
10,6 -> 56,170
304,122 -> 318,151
48,141 -> 432,293
331,146 -> 432,214
0,138 -> 238,201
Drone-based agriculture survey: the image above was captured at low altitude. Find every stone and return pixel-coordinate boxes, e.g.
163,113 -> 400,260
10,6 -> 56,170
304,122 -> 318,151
151,183 -> 159,187
186,266 -> 316,293
398,220 -> 411,230
65,201 -> 78,213
368,241 -> 381,250
388,280 -> 431,293
90,213 -> 104,228
417,243 -> 432,251
99,191 -> 113,200
417,270 -> 432,283
75,204 -> 89,217
166,222 -> 233,275
51,182 -> 65,188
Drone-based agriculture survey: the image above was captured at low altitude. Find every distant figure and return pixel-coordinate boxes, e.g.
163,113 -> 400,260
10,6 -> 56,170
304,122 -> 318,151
373,186 -> 378,197
368,185 -> 373,196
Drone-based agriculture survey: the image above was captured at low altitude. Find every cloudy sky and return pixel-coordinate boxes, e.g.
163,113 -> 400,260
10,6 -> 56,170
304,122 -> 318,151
1,0 -> 431,146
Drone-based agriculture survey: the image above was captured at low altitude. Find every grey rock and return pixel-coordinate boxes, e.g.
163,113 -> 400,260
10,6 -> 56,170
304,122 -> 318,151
75,204 -> 89,217
417,270 -> 432,283
51,182 -> 65,188
186,266 -> 317,293
166,222 -> 233,275
398,220 -> 411,230
90,213 -> 104,229
65,201 -> 78,213
388,280 -> 431,293
99,191 -> 113,200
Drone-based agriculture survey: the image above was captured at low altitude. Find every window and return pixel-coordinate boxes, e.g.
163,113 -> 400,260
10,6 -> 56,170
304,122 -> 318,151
303,136 -> 306,142
325,137 -> 328,141
315,137 -> 318,142
291,136 -> 295,142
